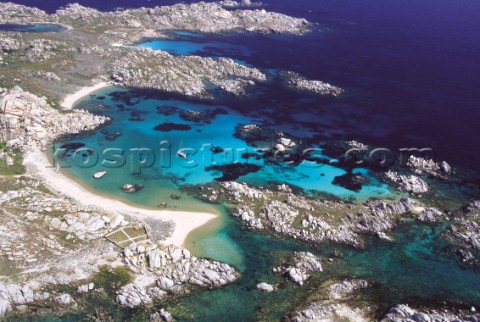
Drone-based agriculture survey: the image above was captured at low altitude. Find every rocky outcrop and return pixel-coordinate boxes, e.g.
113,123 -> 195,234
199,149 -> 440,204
284,72 -> 343,96
381,304 -> 478,322
276,252 -> 323,286
212,181 -> 417,247
23,39 -> 59,62
110,50 -> 266,97
292,303 -> 369,322
150,309 -> 173,322
220,0 -> 263,8
0,3 -> 48,24
0,35 -> 22,52
52,2 -> 309,35
385,171 -> 429,195
116,283 -> 167,308
413,207 -> 444,223
327,279 -> 368,300
289,278 -> 370,321
407,156 -> 451,178
446,200 -> 480,250
218,182 -> 416,246
51,212 -> 129,240
0,87 -> 109,151
0,282 -> 74,318
118,242 -> 239,307
54,3 -> 102,21
0,284 -> 77,317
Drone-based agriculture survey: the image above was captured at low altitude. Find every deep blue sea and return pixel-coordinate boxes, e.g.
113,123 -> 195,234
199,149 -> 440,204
6,0 -> 480,320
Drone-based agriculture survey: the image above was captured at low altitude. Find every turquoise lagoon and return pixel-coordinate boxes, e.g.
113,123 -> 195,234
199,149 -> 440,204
53,84 -> 390,271
55,86 -> 390,209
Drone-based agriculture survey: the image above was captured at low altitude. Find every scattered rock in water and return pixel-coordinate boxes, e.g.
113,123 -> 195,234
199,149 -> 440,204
179,108 -> 228,123
153,123 -> 192,132
283,71 -> 343,96
121,184 -> 144,193
156,105 -> 179,116
440,160 -> 452,174
129,112 -> 146,121
281,252 -> 323,286
150,309 -> 173,322
210,146 -> 224,154
413,207 -> 444,223
256,282 -> 275,293
332,171 -> 364,192
206,164 -> 262,181
60,142 -> 85,151
106,132 -> 122,141
170,194 -> 181,200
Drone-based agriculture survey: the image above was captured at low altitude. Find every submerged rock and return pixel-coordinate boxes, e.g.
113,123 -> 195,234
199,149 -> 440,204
206,164 -> 262,181
153,123 -> 192,132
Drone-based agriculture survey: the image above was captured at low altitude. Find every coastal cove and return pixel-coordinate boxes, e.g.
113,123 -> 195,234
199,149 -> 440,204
1,0 -> 480,321
42,16 -> 480,319
50,83 -> 392,266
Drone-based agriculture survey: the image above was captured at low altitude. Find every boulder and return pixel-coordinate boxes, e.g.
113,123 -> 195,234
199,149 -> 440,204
256,283 -> 274,293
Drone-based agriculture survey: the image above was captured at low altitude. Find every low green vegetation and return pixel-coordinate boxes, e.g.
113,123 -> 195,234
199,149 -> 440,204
91,265 -> 132,294
0,142 -> 26,175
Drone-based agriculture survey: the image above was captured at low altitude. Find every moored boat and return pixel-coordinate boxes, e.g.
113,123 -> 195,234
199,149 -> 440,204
93,170 -> 107,179
177,151 -> 187,159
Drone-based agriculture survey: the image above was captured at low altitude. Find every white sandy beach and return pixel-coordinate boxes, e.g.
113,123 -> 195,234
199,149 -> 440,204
61,81 -> 112,109
23,150 -> 218,248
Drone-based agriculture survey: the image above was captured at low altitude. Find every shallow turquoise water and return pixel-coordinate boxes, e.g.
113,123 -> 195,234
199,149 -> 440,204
135,38 -> 251,57
55,86 -> 389,207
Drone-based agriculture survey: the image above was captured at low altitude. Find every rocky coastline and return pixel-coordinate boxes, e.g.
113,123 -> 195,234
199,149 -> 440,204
0,1 -> 479,321
0,1 -> 339,103
189,180 -> 443,247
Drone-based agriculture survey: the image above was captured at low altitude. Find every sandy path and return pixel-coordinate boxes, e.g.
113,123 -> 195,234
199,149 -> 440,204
23,150 -> 218,248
